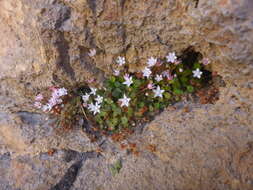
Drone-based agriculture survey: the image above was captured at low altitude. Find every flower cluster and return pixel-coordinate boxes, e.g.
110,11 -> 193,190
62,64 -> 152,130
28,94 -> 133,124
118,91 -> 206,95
34,87 -> 68,112
81,87 -> 104,115
35,50 -> 211,134
78,52 -> 210,132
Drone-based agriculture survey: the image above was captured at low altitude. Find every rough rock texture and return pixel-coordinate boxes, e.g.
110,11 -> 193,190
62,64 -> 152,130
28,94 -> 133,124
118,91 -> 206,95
0,0 -> 253,189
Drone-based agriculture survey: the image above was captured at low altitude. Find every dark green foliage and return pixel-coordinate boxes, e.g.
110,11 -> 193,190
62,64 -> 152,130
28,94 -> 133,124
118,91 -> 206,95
79,56 -> 210,134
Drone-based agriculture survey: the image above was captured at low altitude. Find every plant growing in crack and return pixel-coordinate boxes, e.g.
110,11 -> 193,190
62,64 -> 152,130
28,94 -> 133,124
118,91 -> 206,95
34,50 -> 215,138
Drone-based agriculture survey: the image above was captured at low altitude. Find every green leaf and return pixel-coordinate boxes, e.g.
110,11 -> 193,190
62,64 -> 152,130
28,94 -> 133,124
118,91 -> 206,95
138,102 -> 145,108
193,62 -> 201,69
112,117 -> 118,126
113,107 -> 122,117
154,102 -> 160,109
173,88 -> 183,95
127,107 -> 133,117
110,76 -> 116,83
110,160 -> 122,176
112,88 -> 122,98
114,81 -> 121,88
187,85 -> 194,93
180,76 -> 188,84
121,116 -> 128,125
133,79 -> 142,88
149,105 -> 154,112
100,111 -> 107,117
164,92 -> 171,99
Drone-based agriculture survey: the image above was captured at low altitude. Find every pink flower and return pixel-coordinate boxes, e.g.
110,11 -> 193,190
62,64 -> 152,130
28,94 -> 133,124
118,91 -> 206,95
167,74 -> 174,80
34,102 -> 42,108
202,58 -> 210,65
35,94 -> 43,101
162,70 -> 174,80
49,86 -> 57,91
87,78 -> 95,83
147,83 -> 154,89
174,60 -> 181,65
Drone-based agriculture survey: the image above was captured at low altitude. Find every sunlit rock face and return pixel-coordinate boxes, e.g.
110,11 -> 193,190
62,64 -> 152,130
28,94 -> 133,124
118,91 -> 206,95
0,0 -> 252,190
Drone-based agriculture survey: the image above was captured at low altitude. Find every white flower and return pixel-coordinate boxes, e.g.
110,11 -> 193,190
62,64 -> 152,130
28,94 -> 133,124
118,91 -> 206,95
90,87 -> 97,95
82,93 -> 90,102
42,104 -> 52,112
119,94 -> 131,107
142,67 -> 152,78
53,88 -> 68,97
88,102 -> 101,115
193,68 -> 203,79
113,70 -> 120,76
116,56 -> 125,66
35,94 -> 43,101
95,95 -> 103,104
34,102 -> 42,109
153,86 -> 165,98
155,74 -> 163,82
92,102 -> 101,115
58,88 -> 68,96
147,57 -> 157,67
48,97 -> 62,107
166,52 -> 177,63
123,74 -> 133,87
88,49 -> 96,57
179,68 -> 183,72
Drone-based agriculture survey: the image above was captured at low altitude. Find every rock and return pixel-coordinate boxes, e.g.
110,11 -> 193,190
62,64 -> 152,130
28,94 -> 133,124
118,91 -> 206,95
0,0 -> 253,189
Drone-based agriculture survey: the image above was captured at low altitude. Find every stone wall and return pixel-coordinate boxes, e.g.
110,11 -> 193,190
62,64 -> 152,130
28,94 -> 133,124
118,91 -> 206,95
0,0 -> 252,189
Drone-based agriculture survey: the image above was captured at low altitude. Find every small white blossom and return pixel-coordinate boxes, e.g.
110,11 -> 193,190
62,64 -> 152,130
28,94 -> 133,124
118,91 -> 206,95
48,97 -> 62,107
155,74 -> 163,82
193,68 -> 203,79
147,57 -> 157,67
82,93 -> 90,102
53,88 -> 68,97
88,102 -> 101,115
116,56 -> 125,66
142,67 -> 152,78
113,70 -> 120,76
123,74 -> 133,87
42,104 -> 52,112
119,94 -> 131,107
34,102 -> 42,109
166,52 -> 177,63
57,88 -> 68,97
95,95 -> 103,104
35,94 -> 43,101
90,87 -> 97,95
153,85 -> 165,98
179,68 -> 183,72
88,49 -> 96,57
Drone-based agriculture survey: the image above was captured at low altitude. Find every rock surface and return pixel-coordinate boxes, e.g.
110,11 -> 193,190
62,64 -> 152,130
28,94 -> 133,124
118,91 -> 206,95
0,0 -> 253,189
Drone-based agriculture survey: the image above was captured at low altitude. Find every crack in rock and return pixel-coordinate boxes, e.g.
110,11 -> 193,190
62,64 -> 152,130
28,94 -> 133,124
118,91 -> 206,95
50,151 -> 99,190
